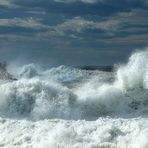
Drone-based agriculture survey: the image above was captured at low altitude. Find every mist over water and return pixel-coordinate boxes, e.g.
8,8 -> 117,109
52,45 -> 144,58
1,48 -> 148,147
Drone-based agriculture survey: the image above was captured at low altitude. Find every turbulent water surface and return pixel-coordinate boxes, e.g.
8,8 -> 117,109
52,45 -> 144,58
1,49 -> 148,147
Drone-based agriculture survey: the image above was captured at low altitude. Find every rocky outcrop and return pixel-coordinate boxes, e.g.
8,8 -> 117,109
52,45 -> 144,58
0,62 -> 16,80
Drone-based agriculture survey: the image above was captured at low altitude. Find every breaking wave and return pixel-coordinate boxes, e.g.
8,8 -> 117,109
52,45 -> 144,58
0,49 -> 148,120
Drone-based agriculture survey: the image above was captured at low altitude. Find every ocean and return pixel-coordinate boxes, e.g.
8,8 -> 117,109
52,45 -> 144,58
0,49 -> 148,147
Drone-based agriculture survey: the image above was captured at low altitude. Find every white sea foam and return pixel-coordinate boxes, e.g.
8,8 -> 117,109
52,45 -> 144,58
0,48 -> 148,147
0,117 -> 148,148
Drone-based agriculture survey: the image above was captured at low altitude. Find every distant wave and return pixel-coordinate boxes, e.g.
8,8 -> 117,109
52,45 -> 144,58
76,65 -> 114,71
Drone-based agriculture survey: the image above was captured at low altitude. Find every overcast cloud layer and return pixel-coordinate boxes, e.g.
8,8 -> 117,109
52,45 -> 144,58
0,0 -> 148,66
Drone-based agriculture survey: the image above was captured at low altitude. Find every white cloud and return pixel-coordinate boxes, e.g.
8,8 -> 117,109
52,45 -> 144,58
0,17 -> 49,29
54,0 -> 102,3
103,34 -> 148,45
145,0 -> 148,3
110,9 -> 148,26
0,0 -> 103,7
0,0 -> 17,8
54,17 -> 122,35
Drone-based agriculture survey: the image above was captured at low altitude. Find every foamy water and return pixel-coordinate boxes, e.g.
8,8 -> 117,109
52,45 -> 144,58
0,49 -> 148,147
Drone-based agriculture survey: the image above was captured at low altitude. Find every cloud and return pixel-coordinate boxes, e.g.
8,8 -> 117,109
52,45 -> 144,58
1,0 -> 148,10
102,34 -> 148,45
53,0 -> 148,6
0,17 -> 49,30
54,0 -> 99,4
0,0 -> 17,8
52,17 -> 122,36
109,9 -> 148,27
1,0 -> 147,19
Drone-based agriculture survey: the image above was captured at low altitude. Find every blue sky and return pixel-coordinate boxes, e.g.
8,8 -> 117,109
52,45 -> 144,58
0,0 -> 148,66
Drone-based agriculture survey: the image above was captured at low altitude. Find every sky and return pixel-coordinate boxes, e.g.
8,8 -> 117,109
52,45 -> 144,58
0,0 -> 148,66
